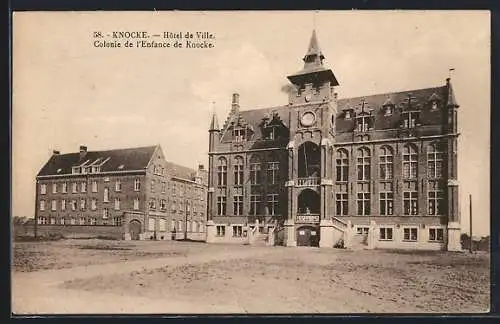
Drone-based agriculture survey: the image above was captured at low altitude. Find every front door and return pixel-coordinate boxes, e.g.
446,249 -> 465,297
129,220 -> 141,240
296,226 -> 319,247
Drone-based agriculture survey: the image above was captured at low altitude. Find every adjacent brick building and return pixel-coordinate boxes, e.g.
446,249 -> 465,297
35,145 -> 208,240
206,30 -> 461,251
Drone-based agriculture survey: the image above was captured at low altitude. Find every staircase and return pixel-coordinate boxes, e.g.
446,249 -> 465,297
331,216 -> 349,248
251,233 -> 268,246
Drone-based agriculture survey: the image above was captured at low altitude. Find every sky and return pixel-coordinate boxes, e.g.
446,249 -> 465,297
12,11 -> 490,236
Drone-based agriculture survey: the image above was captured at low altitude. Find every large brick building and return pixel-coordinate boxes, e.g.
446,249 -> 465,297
206,30 -> 461,250
35,145 -> 208,240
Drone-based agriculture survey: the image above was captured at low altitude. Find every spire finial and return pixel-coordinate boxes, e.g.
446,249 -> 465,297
448,68 -> 455,80
209,101 -> 220,131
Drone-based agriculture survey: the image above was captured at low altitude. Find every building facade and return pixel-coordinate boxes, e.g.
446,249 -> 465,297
35,145 -> 208,240
206,30 -> 461,251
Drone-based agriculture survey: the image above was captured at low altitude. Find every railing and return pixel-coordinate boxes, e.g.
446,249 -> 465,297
296,213 -> 320,224
297,177 -> 320,187
332,216 -> 348,229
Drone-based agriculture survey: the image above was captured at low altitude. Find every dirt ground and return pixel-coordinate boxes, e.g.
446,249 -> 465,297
12,239 -> 490,314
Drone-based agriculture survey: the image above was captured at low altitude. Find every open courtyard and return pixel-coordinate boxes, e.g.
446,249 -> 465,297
12,239 -> 490,314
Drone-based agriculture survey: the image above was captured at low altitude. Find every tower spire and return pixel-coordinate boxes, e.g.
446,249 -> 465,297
209,101 -> 220,131
287,29 -> 339,87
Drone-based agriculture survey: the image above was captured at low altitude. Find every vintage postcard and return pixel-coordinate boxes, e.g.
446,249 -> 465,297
11,10 -> 490,314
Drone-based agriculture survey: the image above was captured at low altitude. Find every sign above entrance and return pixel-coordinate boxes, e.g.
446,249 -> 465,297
296,214 -> 320,223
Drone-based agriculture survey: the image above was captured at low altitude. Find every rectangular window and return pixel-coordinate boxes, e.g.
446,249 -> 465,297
379,228 -> 393,240
216,225 -> 226,237
91,198 -> 97,210
62,182 -> 67,193
170,220 -> 175,231
250,163 -> 261,185
70,218 -> 76,225
233,129 -> 245,142
133,198 -> 139,210
162,182 -> 166,193
71,200 -> 77,211
134,179 -> 141,191
403,191 -> 418,215
151,180 -> 155,193
80,199 -> 86,210
217,165 -> 227,186
250,195 -> 260,215
267,194 -> 279,215
148,218 -> 155,231
72,183 -> 78,193
149,198 -> 157,210
90,217 -> 97,225
233,195 -> 243,215
81,182 -> 87,193
159,219 -> 166,231
429,228 -> 444,242
61,199 -> 66,211
267,162 -> 280,185
115,180 -> 121,192
217,196 -> 227,216
40,184 -> 47,194
234,165 -> 244,186
160,199 -> 166,210
50,217 -> 56,225
79,217 -> 85,225
335,193 -> 348,216
37,216 -> 47,225
114,198 -> 120,210
356,227 -> 369,235
103,208 -> 109,219
379,191 -> 394,216
177,220 -> 183,232
113,217 -> 122,226
52,183 -> 57,194
91,181 -> 98,193
428,181 -> 445,215
403,228 -> 418,241
51,200 -> 56,211
357,192 -> 370,216
103,188 -> 109,202
233,225 -> 243,237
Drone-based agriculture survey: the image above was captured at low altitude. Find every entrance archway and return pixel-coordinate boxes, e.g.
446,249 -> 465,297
297,188 -> 320,214
129,220 -> 141,240
296,225 -> 320,247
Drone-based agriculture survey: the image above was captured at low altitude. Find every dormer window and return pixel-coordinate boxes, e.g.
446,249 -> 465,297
72,166 -> 81,174
384,105 -> 394,116
403,111 -> 420,128
344,109 -> 353,120
431,101 -> 438,110
233,128 -> 245,142
356,116 -> 370,132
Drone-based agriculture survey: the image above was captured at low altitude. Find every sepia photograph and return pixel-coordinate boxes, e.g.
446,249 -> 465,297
11,10 -> 490,314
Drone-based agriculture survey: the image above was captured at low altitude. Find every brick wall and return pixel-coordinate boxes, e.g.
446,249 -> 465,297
16,224 -> 124,239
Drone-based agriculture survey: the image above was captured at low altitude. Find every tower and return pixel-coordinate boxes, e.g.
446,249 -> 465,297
284,30 -> 339,247
206,107 -> 220,243
445,77 -> 462,251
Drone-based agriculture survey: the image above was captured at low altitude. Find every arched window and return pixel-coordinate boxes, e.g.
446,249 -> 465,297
403,144 -> 418,179
336,149 -> 349,182
249,155 -> 261,185
234,156 -> 244,186
356,147 -> 371,181
217,157 -> 227,186
379,146 -> 394,180
427,142 -> 444,178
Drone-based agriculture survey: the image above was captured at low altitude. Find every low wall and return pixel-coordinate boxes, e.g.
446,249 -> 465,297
16,224 -> 125,240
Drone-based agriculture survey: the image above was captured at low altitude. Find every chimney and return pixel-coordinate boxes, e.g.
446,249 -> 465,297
52,150 -> 60,156
79,145 -> 87,160
198,164 -> 205,171
232,93 -> 240,111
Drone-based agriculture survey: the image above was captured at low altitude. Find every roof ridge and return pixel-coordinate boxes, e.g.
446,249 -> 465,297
339,85 -> 446,102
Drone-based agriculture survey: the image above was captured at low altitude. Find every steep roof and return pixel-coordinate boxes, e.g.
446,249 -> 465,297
37,145 -> 157,176
165,161 -> 196,181
219,82 -> 452,139
336,85 -> 449,132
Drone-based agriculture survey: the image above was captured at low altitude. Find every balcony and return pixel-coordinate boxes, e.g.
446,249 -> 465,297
297,177 -> 320,187
296,213 -> 320,224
